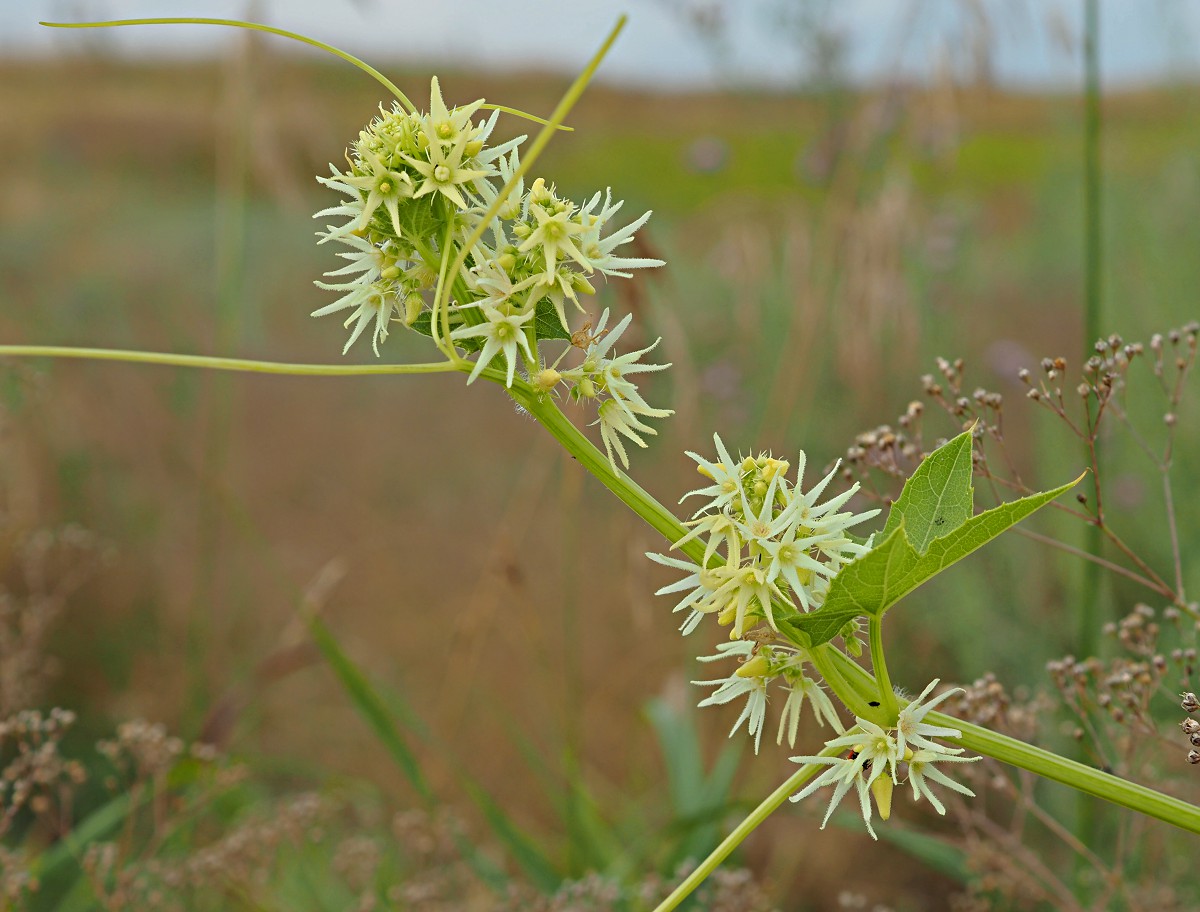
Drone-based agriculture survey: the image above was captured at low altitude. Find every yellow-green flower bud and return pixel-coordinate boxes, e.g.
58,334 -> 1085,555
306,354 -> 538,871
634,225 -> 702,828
464,139 -> 483,158
533,368 -> 561,392
572,274 -> 597,296
736,655 -> 771,679
403,293 -> 423,326
409,264 -> 438,288
380,265 -> 402,281
530,177 -> 552,204
871,774 -> 894,821
577,377 -> 597,399
497,253 -> 517,272
762,458 -> 789,481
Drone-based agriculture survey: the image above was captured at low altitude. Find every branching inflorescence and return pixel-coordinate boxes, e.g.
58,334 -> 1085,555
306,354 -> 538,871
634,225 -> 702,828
311,79 -> 670,469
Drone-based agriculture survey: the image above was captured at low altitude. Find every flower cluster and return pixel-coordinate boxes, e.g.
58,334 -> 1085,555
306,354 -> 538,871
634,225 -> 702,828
649,435 -> 879,640
646,435 -> 877,749
312,79 -> 670,464
553,309 -> 672,469
694,639 -> 843,753
790,680 -> 980,838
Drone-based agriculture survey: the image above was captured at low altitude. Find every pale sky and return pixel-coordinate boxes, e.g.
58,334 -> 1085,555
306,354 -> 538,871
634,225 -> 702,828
4,1 -> 1199,89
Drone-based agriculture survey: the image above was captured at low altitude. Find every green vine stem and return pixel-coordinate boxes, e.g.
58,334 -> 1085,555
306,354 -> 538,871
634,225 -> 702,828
868,615 -> 898,719
825,648 -> 1200,833
0,346 -> 463,376
648,740 -> 844,912
42,18 -> 417,110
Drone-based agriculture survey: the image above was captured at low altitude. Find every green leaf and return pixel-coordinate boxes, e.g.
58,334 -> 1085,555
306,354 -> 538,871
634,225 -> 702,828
307,615 -> 435,802
645,697 -> 743,864
784,475 -> 1081,648
534,296 -> 572,342
31,792 -> 135,895
882,428 -> 975,554
466,780 -> 562,892
393,196 -> 442,242
308,616 -> 530,894
409,310 -> 434,337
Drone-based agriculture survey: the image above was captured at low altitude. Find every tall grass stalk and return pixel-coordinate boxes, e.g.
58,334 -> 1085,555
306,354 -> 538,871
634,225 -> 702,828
1078,0 -> 1104,859
182,28 -> 255,731
1079,0 -> 1105,658
559,452 -> 586,874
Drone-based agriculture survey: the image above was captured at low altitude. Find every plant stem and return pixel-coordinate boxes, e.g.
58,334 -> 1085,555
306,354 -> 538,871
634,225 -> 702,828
826,648 -> 1200,834
868,616 -> 898,719
511,387 -> 696,555
649,743 -> 840,912
41,18 -> 416,110
445,17 -> 627,296
0,347 -> 463,376
807,644 -> 877,721
948,714 -> 1200,833
1080,0 -> 1104,859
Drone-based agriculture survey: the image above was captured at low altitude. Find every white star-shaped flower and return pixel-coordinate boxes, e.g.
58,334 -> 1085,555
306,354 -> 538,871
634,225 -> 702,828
450,306 -> 534,386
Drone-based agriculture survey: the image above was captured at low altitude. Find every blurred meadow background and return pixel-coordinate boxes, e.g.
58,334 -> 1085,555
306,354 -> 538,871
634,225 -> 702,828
2,1 -> 1200,909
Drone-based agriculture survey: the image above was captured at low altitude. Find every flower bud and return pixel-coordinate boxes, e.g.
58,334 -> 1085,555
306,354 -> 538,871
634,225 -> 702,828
403,293 -> 424,326
871,775 -> 894,820
761,458 -> 789,481
533,368 -> 561,392
736,655 -> 771,679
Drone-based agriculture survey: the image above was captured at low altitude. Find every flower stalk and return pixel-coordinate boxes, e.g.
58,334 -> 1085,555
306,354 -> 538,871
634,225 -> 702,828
868,615 -> 899,720
649,741 -> 842,912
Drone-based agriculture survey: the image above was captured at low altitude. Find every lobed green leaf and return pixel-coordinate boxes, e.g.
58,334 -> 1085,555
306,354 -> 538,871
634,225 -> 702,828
784,454 -> 1081,648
